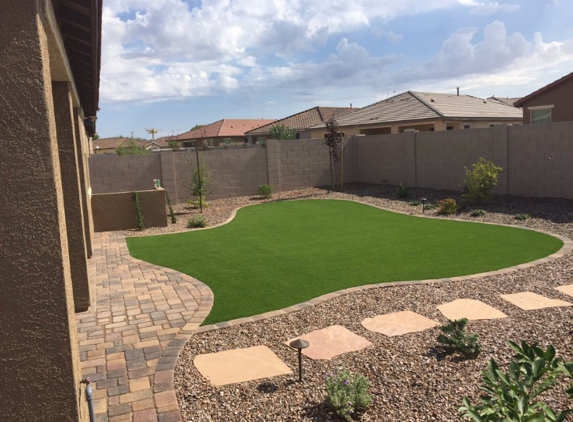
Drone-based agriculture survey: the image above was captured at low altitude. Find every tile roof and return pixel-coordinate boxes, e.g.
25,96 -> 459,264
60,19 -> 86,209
311,91 -> 523,128
487,97 -> 521,107
92,137 -> 152,151
245,106 -> 357,135
514,71 -> 573,107
176,119 -> 275,141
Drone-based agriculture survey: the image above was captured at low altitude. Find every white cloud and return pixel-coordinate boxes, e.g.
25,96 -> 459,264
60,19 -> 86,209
458,1 -> 520,16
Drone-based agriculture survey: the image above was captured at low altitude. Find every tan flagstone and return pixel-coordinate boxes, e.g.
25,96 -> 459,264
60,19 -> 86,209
500,292 -> 572,311
437,299 -> 507,321
194,345 -> 292,386
361,311 -> 439,336
556,284 -> 573,297
287,325 -> 372,360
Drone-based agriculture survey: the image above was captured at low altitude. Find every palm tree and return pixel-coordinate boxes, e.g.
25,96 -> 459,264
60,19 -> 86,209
145,128 -> 160,141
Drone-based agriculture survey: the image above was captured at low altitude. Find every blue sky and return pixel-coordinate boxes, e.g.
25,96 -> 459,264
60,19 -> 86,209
97,0 -> 573,139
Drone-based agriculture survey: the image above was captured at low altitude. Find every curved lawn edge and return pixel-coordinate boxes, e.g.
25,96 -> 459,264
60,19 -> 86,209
131,198 -> 572,333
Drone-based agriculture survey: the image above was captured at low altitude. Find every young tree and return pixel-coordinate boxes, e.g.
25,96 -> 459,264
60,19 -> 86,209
324,118 -> 343,191
269,124 -> 296,140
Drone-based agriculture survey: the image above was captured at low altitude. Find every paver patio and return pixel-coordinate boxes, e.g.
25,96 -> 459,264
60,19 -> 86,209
75,232 -> 213,422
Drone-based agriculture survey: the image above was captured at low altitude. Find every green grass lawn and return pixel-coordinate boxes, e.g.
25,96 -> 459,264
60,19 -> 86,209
126,200 -> 563,325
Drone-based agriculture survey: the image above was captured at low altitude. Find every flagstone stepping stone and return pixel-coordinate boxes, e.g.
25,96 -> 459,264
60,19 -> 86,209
556,284 -> 573,297
287,325 -> 372,360
500,292 -> 572,311
437,299 -> 507,321
194,345 -> 292,386
361,311 -> 439,336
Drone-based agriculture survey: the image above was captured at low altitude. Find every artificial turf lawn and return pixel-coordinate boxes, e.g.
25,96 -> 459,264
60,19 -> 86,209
126,199 -> 563,325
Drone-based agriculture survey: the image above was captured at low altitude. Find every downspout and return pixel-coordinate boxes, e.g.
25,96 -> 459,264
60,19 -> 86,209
81,378 -> 96,422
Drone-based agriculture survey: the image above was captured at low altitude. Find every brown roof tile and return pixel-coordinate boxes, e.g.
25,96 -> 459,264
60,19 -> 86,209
176,119 -> 275,141
92,137 -> 152,151
246,106 -> 357,135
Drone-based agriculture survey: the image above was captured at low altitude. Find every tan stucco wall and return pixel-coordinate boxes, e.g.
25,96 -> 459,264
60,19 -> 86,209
92,189 -> 168,232
0,1 -> 85,420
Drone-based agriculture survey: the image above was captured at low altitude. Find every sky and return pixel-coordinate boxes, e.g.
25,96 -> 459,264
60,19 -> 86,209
96,0 -> 573,139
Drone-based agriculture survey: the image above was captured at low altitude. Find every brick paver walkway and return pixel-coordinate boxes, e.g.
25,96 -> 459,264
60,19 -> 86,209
76,232 -> 213,422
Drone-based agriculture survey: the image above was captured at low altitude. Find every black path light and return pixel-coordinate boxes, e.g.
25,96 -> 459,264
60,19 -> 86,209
421,198 -> 427,213
289,339 -> 310,382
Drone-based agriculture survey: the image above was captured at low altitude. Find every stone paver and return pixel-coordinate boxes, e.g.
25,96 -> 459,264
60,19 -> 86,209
194,345 -> 292,386
287,325 -> 372,360
361,311 -> 439,336
500,292 -> 572,310
76,232 -> 213,422
556,284 -> 573,297
437,299 -> 507,321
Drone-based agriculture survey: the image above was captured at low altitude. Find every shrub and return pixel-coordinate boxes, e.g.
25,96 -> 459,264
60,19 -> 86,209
515,213 -> 531,221
132,191 -> 145,231
396,183 -> 409,198
459,341 -> 573,421
470,209 -> 486,217
462,157 -> 503,205
257,184 -> 274,199
437,318 -> 481,359
409,200 -> 421,206
269,124 -> 296,140
165,191 -> 176,224
187,215 -> 206,228
325,368 -> 373,421
423,203 -> 437,211
437,198 -> 459,215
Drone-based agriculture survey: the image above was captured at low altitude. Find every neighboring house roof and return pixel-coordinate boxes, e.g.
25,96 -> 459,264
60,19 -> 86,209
311,91 -> 523,128
487,97 -> 522,107
176,119 -> 276,141
92,137 -> 150,151
514,71 -> 573,107
245,106 -> 358,135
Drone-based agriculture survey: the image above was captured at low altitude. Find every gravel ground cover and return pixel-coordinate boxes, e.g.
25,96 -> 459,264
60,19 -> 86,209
127,184 -> 573,421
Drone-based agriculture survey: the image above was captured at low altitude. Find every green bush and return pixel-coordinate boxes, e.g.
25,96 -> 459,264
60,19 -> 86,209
187,215 -> 206,228
396,183 -> 409,198
459,341 -> 573,421
409,200 -> 421,206
437,198 -> 459,215
257,184 -> 274,199
423,203 -> 437,211
470,209 -> 486,217
325,368 -> 373,421
462,157 -> 503,205
515,213 -> 531,221
437,318 -> 481,359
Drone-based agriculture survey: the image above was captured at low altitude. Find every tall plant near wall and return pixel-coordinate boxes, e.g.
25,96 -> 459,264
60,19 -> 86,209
324,118 -> 344,191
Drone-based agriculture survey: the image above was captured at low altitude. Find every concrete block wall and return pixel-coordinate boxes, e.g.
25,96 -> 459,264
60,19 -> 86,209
88,124 -> 573,203
89,154 -> 161,193
508,122 -> 573,198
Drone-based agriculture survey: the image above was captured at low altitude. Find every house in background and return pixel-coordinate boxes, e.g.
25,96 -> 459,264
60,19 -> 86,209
308,91 -> 523,138
245,106 -> 357,142
92,137 -> 161,154
514,71 -> 573,124
487,96 -> 522,107
175,119 -> 275,147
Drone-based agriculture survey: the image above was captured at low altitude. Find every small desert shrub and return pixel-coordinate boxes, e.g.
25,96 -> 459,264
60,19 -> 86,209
514,213 -> 531,221
396,183 -> 409,198
437,318 -> 481,359
325,368 -> 373,421
462,157 -> 503,204
187,215 -> 206,228
423,203 -> 436,211
470,209 -> 486,217
257,184 -> 274,199
437,198 -> 459,215
409,200 -> 421,206
460,341 -> 573,421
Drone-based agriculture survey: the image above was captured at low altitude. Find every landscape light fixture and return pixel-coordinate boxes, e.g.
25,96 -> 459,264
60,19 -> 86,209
421,198 -> 427,213
289,339 -> 310,382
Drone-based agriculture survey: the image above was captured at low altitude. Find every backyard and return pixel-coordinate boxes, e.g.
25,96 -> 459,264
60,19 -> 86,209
127,199 -> 562,325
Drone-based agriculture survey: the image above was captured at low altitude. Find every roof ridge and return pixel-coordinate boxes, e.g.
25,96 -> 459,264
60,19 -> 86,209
514,71 -> 573,107
409,91 -> 444,117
